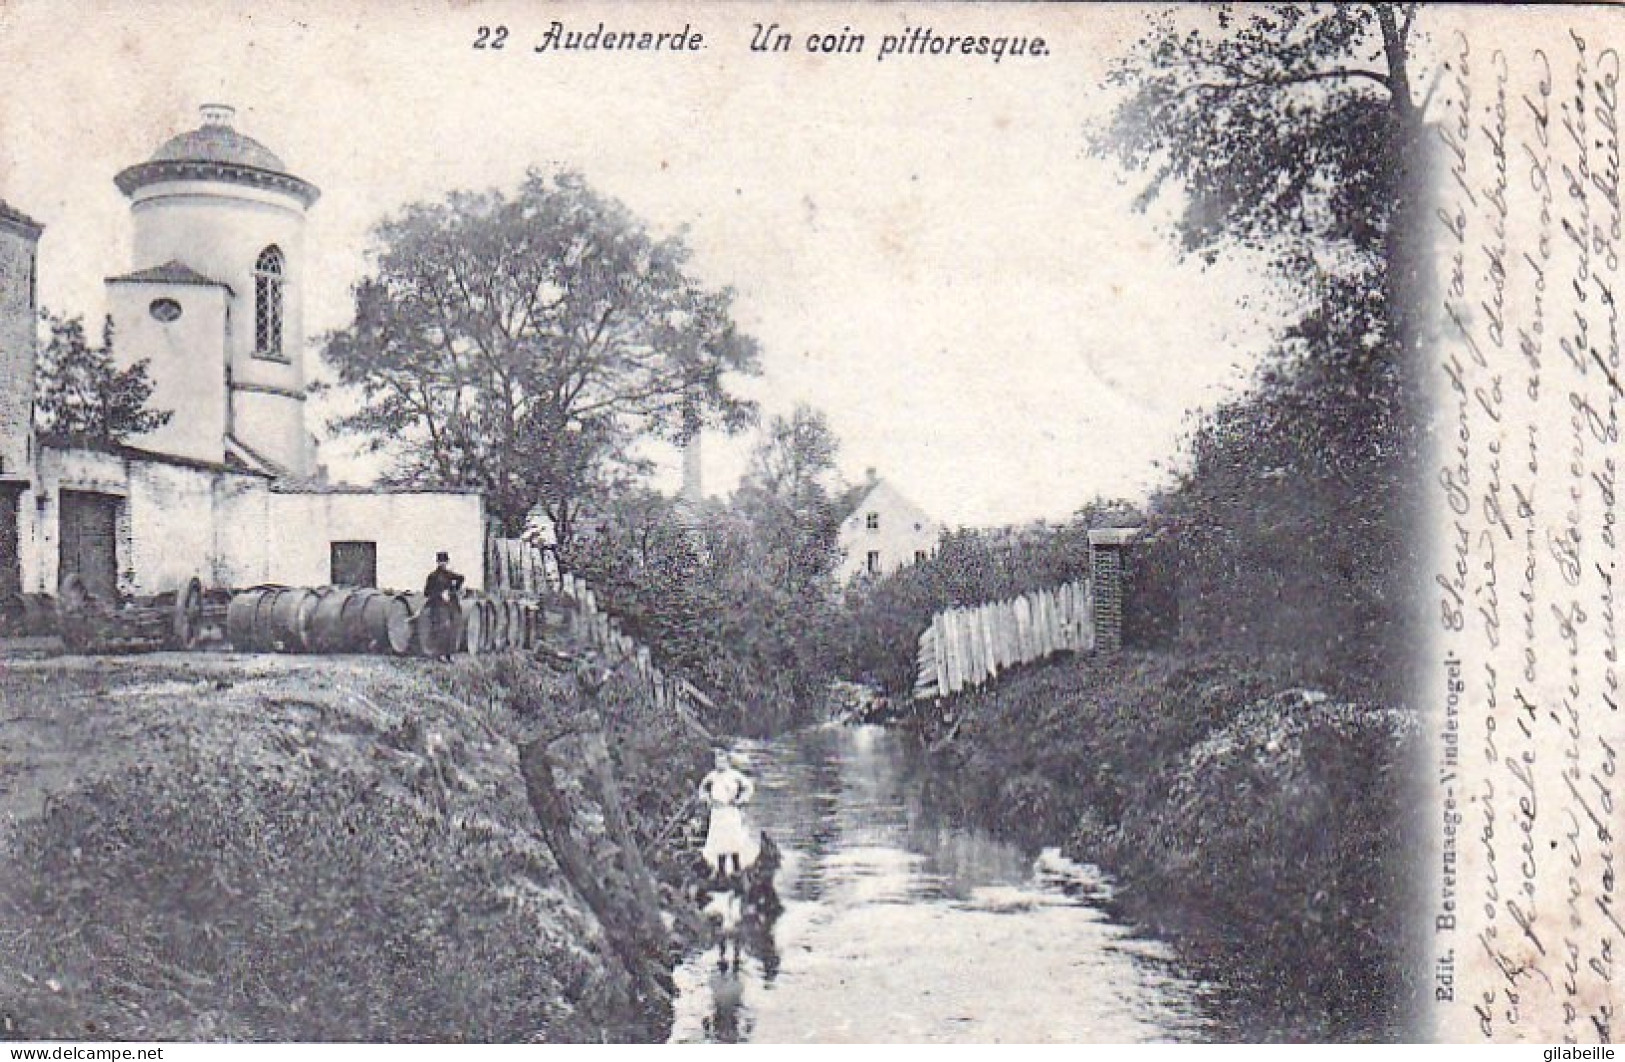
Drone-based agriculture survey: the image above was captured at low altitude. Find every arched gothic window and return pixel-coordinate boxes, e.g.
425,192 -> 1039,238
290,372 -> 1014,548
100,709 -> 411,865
254,246 -> 285,359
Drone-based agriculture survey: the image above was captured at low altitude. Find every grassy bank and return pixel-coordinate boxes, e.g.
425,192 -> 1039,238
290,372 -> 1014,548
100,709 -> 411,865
0,651 -> 707,1042
924,649 -> 1420,1041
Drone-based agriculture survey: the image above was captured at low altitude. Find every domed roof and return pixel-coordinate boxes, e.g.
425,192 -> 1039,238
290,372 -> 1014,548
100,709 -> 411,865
114,104 -> 319,207
149,125 -> 287,172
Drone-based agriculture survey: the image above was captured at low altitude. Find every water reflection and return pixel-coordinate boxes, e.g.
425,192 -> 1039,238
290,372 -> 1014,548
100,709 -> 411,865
670,725 -> 1211,1043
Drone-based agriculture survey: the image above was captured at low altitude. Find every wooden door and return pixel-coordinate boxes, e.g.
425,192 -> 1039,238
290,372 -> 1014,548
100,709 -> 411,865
58,491 -> 120,600
0,485 -> 20,599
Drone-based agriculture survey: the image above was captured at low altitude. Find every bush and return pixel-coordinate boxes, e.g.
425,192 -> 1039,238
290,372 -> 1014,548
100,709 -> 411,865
1112,693 -> 1418,1038
1143,280 -> 1422,706
935,651 -> 1419,1040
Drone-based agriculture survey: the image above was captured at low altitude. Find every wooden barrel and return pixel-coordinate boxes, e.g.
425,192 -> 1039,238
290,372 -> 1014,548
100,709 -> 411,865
480,597 -> 500,651
510,601 -> 527,649
227,587 -> 276,651
354,592 -> 389,653
339,587 -> 378,652
467,598 -> 485,653
385,593 -> 416,656
461,597 -> 485,655
498,599 -> 516,650
401,591 -> 434,656
474,597 -> 490,656
309,587 -> 376,654
517,603 -> 533,649
266,587 -> 320,652
351,591 -> 414,655
224,588 -> 256,650
485,599 -> 503,650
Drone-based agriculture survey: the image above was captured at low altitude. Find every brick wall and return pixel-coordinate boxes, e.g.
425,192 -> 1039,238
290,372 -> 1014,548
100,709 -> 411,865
1087,528 -> 1138,655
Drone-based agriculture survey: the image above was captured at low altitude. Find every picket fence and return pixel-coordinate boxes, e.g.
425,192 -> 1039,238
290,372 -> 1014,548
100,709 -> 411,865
488,537 -> 558,598
558,572 -> 715,738
913,579 -> 1093,701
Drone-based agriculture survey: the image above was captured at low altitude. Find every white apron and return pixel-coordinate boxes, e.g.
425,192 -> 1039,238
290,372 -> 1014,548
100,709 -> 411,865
700,768 -> 759,870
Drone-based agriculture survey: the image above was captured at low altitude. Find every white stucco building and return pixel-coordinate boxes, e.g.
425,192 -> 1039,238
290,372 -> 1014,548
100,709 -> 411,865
0,106 -> 485,608
836,477 -> 942,582
108,103 -> 319,477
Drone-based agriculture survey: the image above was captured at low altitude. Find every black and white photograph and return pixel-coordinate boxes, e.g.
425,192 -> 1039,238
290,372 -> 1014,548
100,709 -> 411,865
0,1 -> 1616,1047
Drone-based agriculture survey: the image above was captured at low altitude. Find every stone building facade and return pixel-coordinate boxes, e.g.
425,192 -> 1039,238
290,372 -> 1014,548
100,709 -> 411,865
0,204 -> 43,599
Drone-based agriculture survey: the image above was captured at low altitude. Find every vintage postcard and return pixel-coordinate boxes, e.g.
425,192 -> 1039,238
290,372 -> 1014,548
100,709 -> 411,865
0,1 -> 1617,1046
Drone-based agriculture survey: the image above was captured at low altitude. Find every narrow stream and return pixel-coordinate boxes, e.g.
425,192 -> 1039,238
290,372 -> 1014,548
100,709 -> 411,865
669,724 -> 1214,1043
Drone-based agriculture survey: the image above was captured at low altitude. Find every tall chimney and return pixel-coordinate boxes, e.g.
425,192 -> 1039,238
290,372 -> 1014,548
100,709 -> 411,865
678,396 -> 703,511
680,433 -> 703,508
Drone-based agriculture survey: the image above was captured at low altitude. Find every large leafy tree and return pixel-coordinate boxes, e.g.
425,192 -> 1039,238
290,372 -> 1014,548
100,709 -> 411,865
734,404 -> 844,597
694,405 -> 847,731
1100,4 -> 1429,694
1099,6 -> 1429,1037
1103,4 -> 1424,332
322,170 -> 760,538
34,312 -> 171,442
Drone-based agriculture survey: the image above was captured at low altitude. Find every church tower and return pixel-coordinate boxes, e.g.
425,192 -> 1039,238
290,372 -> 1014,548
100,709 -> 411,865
107,105 -> 320,475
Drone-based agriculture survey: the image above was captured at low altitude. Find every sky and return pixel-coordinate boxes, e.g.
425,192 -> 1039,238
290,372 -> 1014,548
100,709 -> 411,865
0,1 -> 1288,528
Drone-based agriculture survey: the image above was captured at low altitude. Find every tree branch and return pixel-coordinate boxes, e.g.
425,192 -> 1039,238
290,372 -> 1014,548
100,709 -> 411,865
1181,65 -> 1392,99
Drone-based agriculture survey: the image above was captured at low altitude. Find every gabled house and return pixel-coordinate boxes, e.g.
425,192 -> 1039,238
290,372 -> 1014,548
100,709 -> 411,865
836,476 -> 941,581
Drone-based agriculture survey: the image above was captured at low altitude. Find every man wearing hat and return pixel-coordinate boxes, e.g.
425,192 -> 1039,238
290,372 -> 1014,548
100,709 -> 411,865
422,551 -> 465,661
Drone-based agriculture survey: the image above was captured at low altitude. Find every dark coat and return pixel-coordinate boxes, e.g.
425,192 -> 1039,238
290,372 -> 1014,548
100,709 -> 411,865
422,566 -> 465,655
424,566 -> 465,603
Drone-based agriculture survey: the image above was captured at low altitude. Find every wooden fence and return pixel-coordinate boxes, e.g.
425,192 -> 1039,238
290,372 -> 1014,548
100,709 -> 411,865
913,579 -> 1093,701
488,537 -> 558,598
558,572 -> 714,739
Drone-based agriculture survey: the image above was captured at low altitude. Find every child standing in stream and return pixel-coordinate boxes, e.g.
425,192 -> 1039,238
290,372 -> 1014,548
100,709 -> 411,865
699,748 -> 757,880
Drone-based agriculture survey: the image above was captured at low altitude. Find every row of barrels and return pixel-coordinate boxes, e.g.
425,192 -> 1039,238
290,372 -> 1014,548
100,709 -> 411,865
461,595 -> 540,656
225,586 -> 540,657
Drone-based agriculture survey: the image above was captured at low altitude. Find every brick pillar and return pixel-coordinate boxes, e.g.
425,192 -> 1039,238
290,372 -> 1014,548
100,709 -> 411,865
1088,528 -> 1139,654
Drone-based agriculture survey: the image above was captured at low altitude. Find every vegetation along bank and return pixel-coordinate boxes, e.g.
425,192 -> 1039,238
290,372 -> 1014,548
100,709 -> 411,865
0,650 -> 708,1042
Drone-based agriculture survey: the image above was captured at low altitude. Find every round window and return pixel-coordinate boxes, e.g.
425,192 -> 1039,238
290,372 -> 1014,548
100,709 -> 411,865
149,298 -> 182,323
